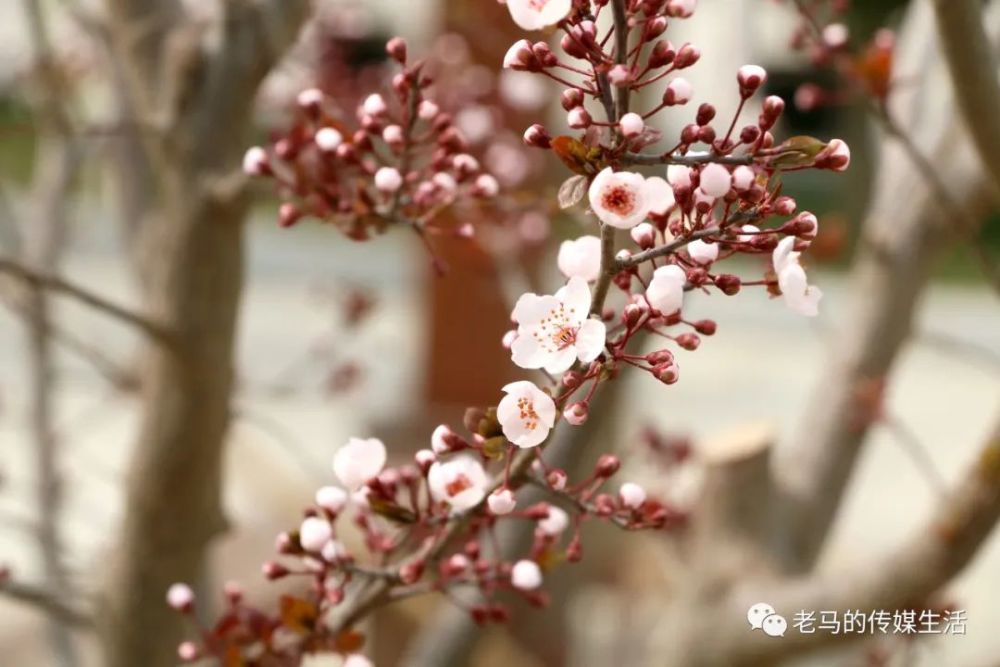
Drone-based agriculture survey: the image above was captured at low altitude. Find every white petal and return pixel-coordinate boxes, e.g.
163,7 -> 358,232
512,293 -> 560,326
511,332 -> 548,369
557,236 -> 602,282
543,347 -> 578,375
575,318 -> 607,362
561,276 -> 593,322
645,176 -> 675,215
332,437 -> 387,490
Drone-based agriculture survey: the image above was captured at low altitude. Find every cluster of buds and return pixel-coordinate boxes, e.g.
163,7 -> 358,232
170,420 -> 682,663
197,1 -> 851,662
244,38 -> 500,250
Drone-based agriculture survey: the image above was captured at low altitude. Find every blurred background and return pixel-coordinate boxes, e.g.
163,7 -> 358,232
1,0 -> 999,665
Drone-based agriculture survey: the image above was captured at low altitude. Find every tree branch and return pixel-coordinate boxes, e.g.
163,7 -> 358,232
621,151 -> 754,167
932,0 -> 1000,196
0,579 -> 93,630
0,257 -> 172,341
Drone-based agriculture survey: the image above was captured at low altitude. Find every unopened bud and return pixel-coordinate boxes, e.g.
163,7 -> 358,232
737,64 -> 767,97
523,124 -> 551,148
386,37 -> 408,63
595,454 -> 621,478
563,401 -> 589,426
675,333 -> 701,351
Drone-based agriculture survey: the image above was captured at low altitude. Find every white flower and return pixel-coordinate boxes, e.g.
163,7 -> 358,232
166,583 -> 194,611
619,482 -> 647,509
488,489 -> 517,515
688,239 -> 719,264
299,517 -> 332,552
645,264 -> 686,315
589,167 -> 669,230
510,277 -> 606,373
511,560 -> 543,590
699,164 -> 732,198
619,112 -> 645,137
428,455 -> 490,511
506,0 -> 572,30
557,235 -> 602,282
362,93 -> 387,116
497,381 -> 557,448
315,127 -> 343,152
374,167 -> 403,193
332,437 -> 387,490
538,504 -> 569,535
644,176 -> 675,215
773,237 -> 822,316
315,486 -> 348,514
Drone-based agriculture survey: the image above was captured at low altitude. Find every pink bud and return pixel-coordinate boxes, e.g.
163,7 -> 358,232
567,107 -> 592,129
630,222 -> 656,249
374,167 -> 403,193
399,560 -> 425,585
382,124 -> 404,147
816,138 -> 850,172
178,642 -> 200,662
732,165 -> 755,191
595,454 -> 621,478
166,583 -> 194,612
488,489 -> 517,515
663,78 -> 693,105
737,64 -> 767,97
362,94 -> 388,116
563,401 -> 589,425
619,112 -> 645,138
654,362 -> 680,384
666,0 -> 697,19
698,163 -> 731,198
619,482 -> 647,509
474,174 -> 499,198
674,43 -> 701,68
263,561 -> 289,580
675,333 -> 700,351
648,40 -> 676,68
561,88 -> 584,110
242,146 -> 269,176
503,39 -> 537,71
418,100 -> 440,120
523,124 -> 552,148
386,36 -> 408,63
714,273 -> 742,295
297,88 -> 324,111
547,469 -> 568,491
278,203 -> 301,229
315,486 -> 348,514
608,64 -> 631,86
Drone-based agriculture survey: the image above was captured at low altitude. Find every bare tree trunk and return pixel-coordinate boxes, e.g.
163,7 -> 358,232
96,2 -> 311,664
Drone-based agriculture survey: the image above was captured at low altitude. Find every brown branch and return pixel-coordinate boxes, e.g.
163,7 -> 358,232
0,257 -> 172,341
0,579 -> 93,630
932,0 -> 1000,196
621,152 -> 755,167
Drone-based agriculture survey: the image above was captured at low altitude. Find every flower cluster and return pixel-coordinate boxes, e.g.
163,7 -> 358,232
244,39 -> 500,250
189,1 -> 849,663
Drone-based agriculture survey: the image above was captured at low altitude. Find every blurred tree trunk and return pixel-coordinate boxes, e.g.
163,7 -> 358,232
96,2 -> 310,665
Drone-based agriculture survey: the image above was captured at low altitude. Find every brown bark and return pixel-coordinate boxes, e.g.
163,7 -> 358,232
97,2 -> 311,665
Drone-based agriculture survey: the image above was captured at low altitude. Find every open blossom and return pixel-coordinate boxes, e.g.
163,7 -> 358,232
428,455 -> 490,511
511,277 -> 606,373
505,0 -> 572,31
557,235 -> 602,282
645,264 -> 687,315
332,437 -> 387,490
589,168 -> 673,229
511,559 -> 543,590
699,163 -> 732,198
497,381 -> 557,448
773,237 -> 822,316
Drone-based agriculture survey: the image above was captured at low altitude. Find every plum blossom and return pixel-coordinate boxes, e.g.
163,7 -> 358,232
664,77 -> 693,105
332,437 -> 387,490
645,264 -> 687,315
688,239 -> 719,264
510,277 -> 606,373
298,517 -> 332,552
732,165 -> 755,191
506,0 -> 572,31
511,559 -> 543,590
242,147 -> 268,175
488,488 -> 517,515
497,381 -> 557,448
699,163 -> 732,198
619,482 -> 647,509
773,237 -> 822,316
557,235 -> 602,282
589,168 -> 674,229
428,455 -> 490,511
645,177 -> 675,215
538,504 -> 569,535
314,127 -> 343,152
375,167 -> 403,193
619,112 -> 645,137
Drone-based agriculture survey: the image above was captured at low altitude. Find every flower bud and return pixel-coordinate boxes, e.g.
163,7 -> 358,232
619,112 -> 645,138
547,469 -> 568,491
648,40 -> 675,68
675,332 -> 701,351
693,319 -> 717,335
531,42 -> 558,68
737,64 -> 767,97
563,401 -> 589,426
696,103 -> 716,126
362,93 -> 388,117
663,78 -> 693,105
262,561 -> 289,580
630,222 -> 656,249
595,454 -> 621,478
503,39 -> 538,71
674,43 -> 701,69
386,36 -> 408,63
666,0 -> 697,18
315,485 -> 348,514
619,482 -> 647,509
278,203 -> 301,229
488,488 -> 517,515
375,167 -> 404,193
653,362 -> 680,384
815,138 -> 850,172
473,174 -> 500,198
242,146 -> 269,176
523,124 -> 552,148
166,583 -> 195,613
774,196 -> 797,216
418,100 -> 440,120
680,123 -> 700,145
178,642 -> 200,662
568,107 -> 592,129
739,125 -> 761,145
697,125 -> 716,145
608,64 -> 631,86
561,88 -> 584,110
297,88 -> 324,113
399,559 -> 425,585
561,370 -> 584,389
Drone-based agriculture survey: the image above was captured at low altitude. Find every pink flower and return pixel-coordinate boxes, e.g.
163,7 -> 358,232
428,455 -> 490,512
488,488 -> 517,515
511,559 -> 543,590
503,39 -> 535,70
737,65 -> 767,95
645,264 -> 686,315
563,401 -> 588,425
619,482 -> 647,509
557,235 -> 602,282
497,381 -> 557,448
510,277 -> 607,373
506,0 -> 572,31
332,437 -> 387,490
816,138 -> 851,172
699,163 -> 732,198
688,239 -> 719,264
773,237 -> 822,316
588,168 -> 667,229
299,517 -> 332,552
